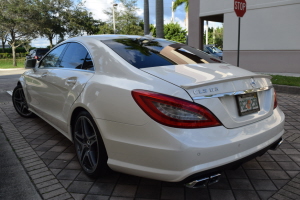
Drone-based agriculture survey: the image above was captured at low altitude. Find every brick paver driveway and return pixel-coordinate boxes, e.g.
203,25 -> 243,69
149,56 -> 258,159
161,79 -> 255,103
0,93 -> 300,200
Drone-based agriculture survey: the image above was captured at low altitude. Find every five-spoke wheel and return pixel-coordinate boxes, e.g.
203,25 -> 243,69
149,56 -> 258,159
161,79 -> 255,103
12,85 -> 35,118
73,111 -> 108,177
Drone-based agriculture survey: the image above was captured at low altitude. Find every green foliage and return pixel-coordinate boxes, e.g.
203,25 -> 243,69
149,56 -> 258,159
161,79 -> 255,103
0,53 -> 26,59
100,0 -> 143,35
149,24 -> 156,37
164,23 -> 187,44
64,2 -> 102,37
203,27 -> 223,49
172,0 -> 189,12
0,47 -> 28,53
0,0 -> 38,66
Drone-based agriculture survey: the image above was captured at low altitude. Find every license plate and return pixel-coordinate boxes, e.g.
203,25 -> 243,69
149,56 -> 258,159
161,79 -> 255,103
236,93 -> 260,116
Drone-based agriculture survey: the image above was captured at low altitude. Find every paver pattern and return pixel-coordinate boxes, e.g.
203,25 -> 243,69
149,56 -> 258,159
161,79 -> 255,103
0,92 -> 299,200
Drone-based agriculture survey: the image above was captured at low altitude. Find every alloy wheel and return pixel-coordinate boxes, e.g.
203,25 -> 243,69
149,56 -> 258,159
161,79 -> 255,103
74,116 -> 99,173
13,87 -> 32,117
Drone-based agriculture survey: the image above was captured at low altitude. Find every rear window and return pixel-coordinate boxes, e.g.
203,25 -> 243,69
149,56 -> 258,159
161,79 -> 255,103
36,49 -> 49,55
102,38 -> 224,69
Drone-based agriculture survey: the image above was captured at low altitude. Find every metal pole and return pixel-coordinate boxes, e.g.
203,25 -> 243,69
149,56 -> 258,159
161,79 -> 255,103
237,17 -> 240,67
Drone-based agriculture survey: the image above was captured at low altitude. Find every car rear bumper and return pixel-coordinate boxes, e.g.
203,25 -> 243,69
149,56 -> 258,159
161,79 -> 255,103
96,107 -> 285,182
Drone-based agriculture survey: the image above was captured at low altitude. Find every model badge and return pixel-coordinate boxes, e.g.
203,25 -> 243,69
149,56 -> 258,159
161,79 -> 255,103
193,87 -> 219,95
250,78 -> 256,88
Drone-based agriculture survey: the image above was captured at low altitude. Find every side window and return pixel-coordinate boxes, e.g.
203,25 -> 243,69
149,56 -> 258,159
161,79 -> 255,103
39,44 -> 67,68
82,53 -> 94,71
59,43 -> 88,69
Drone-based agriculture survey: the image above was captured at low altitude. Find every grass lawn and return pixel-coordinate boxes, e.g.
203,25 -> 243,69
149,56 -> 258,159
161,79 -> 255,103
0,59 -> 25,69
271,75 -> 300,87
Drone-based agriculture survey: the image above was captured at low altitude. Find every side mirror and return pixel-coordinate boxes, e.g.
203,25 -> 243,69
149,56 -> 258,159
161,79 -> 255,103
25,59 -> 36,69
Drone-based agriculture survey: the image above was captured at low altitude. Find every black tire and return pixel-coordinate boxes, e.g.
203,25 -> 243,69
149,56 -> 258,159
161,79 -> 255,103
73,110 -> 108,177
12,85 -> 35,118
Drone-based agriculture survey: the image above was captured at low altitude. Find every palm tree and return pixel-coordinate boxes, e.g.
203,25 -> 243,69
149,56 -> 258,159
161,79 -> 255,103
172,0 -> 189,32
144,0 -> 149,35
156,0 -> 164,38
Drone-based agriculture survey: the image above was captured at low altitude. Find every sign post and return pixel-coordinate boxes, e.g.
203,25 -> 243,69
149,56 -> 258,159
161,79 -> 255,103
234,0 -> 247,67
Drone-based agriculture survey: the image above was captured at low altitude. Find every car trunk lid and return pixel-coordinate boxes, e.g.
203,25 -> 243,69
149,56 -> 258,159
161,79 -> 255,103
141,64 -> 274,129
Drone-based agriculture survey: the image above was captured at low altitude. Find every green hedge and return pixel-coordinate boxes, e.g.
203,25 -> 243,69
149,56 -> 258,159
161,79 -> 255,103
0,53 -> 27,59
0,47 -> 35,53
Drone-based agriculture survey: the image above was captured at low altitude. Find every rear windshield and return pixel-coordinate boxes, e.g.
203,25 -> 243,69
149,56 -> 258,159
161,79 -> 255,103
36,49 -> 49,55
101,38 -> 224,69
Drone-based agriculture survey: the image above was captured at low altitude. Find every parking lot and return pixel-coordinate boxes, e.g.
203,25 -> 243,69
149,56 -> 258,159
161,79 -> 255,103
0,71 -> 300,200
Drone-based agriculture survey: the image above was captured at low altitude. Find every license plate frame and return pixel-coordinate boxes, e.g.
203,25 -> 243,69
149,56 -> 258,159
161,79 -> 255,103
236,92 -> 260,116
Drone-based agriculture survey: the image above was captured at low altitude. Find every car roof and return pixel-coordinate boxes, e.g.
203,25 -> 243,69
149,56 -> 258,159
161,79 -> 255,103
64,34 -> 156,43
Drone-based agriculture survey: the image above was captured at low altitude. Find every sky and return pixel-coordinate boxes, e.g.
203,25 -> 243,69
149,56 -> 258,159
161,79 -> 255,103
31,0 -> 221,47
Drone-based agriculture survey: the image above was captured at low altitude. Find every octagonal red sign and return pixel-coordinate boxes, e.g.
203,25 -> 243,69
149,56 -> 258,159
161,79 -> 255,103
234,0 -> 247,17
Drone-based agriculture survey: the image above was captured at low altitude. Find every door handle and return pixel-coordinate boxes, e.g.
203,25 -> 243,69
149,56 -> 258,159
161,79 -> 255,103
41,73 -> 48,77
66,79 -> 77,85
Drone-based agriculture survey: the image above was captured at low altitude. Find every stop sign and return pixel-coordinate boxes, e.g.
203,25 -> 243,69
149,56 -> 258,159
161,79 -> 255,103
234,0 -> 247,17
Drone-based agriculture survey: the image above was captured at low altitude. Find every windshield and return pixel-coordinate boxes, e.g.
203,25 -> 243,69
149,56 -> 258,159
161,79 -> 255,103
207,46 -> 222,53
102,38 -> 224,69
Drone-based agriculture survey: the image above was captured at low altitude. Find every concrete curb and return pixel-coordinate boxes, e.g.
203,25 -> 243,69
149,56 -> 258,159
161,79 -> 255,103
273,84 -> 300,95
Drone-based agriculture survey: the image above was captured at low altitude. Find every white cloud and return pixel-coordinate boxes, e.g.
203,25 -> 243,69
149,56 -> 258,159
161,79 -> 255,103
84,0 -> 114,21
31,38 -> 51,48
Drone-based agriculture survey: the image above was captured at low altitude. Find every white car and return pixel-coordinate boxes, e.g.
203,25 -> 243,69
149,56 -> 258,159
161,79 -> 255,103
13,35 -> 285,188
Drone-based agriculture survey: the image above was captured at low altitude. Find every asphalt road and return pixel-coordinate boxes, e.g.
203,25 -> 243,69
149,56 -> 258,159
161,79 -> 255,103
0,69 -> 41,200
0,69 -> 26,103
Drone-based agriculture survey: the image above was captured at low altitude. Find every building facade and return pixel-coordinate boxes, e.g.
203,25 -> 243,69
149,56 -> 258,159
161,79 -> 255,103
188,0 -> 300,73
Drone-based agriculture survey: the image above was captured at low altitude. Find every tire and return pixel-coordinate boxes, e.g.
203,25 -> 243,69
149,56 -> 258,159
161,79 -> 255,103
73,110 -> 109,177
12,85 -> 35,118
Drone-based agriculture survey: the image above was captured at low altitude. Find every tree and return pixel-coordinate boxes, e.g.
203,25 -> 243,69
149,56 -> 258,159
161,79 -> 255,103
0,0 -> 38,66
34,0 -> 72,48
64,3 -> 102,37
164,23 -> 187,43
101,0 -> 143,35
156,0 -> 164,38
22,40 -> 32,53
144,0 -> 149,35
203,27 -> 223,49
0,30 -> 8,53
172,0 -> 188,32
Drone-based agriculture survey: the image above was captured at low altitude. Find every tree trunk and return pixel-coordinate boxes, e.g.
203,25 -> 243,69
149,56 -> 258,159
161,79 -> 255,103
1,41 -> 4,53
156,0 -> 164,38
12,46 -> 17,67
144,0 -> 149,35
49,37 -> 53,48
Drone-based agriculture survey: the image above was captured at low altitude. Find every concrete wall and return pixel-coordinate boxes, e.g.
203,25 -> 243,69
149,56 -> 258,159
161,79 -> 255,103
222,3 -> 300,72
193,0 -> 300,73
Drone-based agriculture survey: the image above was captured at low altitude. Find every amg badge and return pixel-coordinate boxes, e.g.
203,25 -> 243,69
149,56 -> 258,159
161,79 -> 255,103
193,87 -> 219,95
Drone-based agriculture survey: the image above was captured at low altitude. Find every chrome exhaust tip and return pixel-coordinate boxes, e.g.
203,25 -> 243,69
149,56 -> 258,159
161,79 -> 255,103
185,174 -> 221,188
270,138 -> 284,151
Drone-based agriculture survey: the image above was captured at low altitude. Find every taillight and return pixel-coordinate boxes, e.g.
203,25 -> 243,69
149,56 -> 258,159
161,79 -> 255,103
34,56 -> 38,59
274,90 -> 278,109
132,90 -> 222,128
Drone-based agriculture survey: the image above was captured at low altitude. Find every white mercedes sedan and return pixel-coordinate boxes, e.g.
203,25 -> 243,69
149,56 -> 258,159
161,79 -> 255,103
13,35 -> 285,188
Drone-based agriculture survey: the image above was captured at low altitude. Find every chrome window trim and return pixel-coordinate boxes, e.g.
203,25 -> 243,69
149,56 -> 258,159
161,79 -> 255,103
50,67 -> 95,73
193,86 -> 273,100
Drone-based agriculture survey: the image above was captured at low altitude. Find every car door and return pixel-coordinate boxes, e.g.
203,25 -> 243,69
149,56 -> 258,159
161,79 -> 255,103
25,44 -> 68,119
46,42 -> 95,133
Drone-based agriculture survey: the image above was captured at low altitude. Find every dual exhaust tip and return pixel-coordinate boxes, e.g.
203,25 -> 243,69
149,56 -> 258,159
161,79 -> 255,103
185,173 -> 221,188
185,138 -> 284,189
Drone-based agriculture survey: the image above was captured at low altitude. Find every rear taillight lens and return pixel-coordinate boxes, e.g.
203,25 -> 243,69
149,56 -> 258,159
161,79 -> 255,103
274,90 -> 278,109
34,56 -> 38,59
132,90 -> 222,128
